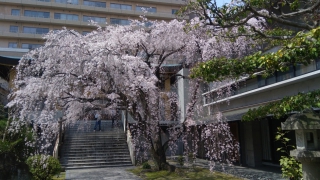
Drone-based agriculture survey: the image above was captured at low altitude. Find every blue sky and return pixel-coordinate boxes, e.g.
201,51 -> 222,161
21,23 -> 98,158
215,0 -> 231,7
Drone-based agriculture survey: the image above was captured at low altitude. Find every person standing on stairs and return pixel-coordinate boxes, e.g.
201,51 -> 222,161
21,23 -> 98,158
94,112 -> 101,131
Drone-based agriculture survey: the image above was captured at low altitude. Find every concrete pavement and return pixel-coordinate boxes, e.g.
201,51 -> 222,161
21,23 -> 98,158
65,166 -> 141,180
65,158 -> 285,180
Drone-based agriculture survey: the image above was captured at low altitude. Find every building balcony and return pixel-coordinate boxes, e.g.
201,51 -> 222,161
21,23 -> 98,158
124,0 -> 187,6
0,31 -> 44,40
1,0 -> 187,6
0,0 -> 179,20
0,14 -> 102,27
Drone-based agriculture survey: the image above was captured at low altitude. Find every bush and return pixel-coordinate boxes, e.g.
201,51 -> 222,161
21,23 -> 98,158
279,156 -> 302,180
26,155 -> 61,180
0,110 -> 35,179
142,162 -> 151,169
188,153 -> 195,162
177,155 -> 185,166
275,127 -> 302,180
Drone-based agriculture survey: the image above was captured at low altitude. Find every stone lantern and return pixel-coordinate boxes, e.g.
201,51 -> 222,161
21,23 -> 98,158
281,112 -> 320,180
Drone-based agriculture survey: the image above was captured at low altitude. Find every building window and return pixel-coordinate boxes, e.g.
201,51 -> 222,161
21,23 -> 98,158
21,43 -> 42,50
83,15 -> 106,23
9,26 -> 19,33
54,13 -> 79,21
11,9 -> 20,16
110,3 -> 132,10
23,27 -> 49,34
82,31 -> 90,35
24,10 -> 50,18
110,18 -> 130,26
8,42 -> 18,48
136,6 -> 157,13
83,0 -> 106,8
145,21 -> 153,27
37,0 -> 51,2
172,9 -> 178,14
55,0 -> 78,5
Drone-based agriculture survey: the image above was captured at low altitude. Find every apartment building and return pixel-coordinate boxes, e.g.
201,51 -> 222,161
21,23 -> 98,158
0,0 -> 186,51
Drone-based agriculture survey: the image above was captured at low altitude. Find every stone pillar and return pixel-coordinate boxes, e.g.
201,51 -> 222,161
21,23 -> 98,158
282,112 -> 320,180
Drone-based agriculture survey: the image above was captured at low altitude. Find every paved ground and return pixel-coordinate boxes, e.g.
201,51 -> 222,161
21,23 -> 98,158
65,166 -> 141,180
180,158 -> 286,180
65,159 -> 285,180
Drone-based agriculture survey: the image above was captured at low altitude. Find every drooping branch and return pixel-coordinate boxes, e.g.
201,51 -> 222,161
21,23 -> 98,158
182,0 -> 320,39
247,6 -> 314,30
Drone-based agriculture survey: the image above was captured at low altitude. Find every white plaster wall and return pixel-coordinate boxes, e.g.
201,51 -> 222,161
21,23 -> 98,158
177,68 -> 189,123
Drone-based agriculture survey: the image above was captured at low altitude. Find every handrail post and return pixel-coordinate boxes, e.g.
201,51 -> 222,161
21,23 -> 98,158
58,118 -> 62,144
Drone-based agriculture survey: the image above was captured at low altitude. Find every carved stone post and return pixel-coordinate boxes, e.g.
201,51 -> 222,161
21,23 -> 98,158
281,112 -> 320,180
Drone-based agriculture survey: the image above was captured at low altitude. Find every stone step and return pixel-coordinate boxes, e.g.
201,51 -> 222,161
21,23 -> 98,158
64,137 -> 126,140
62,163 -> 132,170
62,147 -> 127,150
61,151 -> 129,155
62,161 -> 132,166
61,161 -> 132,166
62,143 -> 126,146
62,151 -> 129,155
61,144 -> 127,151
62,157 -> 131,162
65,132 -> 125,135
61,156 -> 130,160
66,130 -> 124,134
62,158 -> 131,163
64,138 -> 125,141
61,154 -> 131,159
61,150 -> 129,154
66,134 -> 125,137
60,119 -> 132,169
63,143 -> 126,146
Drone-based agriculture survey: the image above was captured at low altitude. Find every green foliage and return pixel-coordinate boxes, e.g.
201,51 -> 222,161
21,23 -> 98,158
242,90 -> 320,121
142,162 -> 151,169
188,153 -> 195,162
190,27 -> 320,82
26,155 -> 61,180
0,104 -> 7,136
177,155 -> 185,166
275,128 -> 302,180
0,105 -> 35,179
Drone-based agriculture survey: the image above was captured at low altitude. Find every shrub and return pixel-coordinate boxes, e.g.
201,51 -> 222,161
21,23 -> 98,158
188,153 -> 195,162
0,109 -> 35,179
275,127 -> 302,180
142,162 -> 151,169
26,155 -> 61,180
177,155 -> 185,166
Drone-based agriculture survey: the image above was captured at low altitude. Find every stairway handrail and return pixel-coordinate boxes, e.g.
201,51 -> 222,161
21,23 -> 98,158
126,127 -> 136,165
53,118 -> 67,159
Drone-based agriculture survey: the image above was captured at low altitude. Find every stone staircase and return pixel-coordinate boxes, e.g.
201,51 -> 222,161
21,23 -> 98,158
60,120 -> 132,169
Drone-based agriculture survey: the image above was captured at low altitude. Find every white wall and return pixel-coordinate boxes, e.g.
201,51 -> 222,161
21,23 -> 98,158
177,68 -> 189,123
